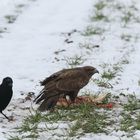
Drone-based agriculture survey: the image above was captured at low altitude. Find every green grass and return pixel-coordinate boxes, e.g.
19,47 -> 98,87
113,3 -> 123,10
100,62 -> 124,81
79,43 -> 99,51
8,136 -> 22,140
101,69 -> 117,80
120,7 -> 140,27
120,112 -> 140,135
5,15 -> 17,23
9,103 -> 109,139
8,93 -> 140,139
113,63 -> 122,72
120,59 -> 129,65
23,111 -> 42,124
120,113 -> 134,132
15,121 -> 39,137
9,112 -> 41,139
120,94 -> 140,134
62,55 -> 86,68
65,104 -> 108,136
123,94 -> 140,111
91,0 -> 110,22
82,26 -> 105,36
91,11 -> 109,22
0,27 -> 7,33
135,114 -> 140,130
68,120 -> 82,137
68,111 -> 108,137
121,11 -> 133,26
94,1 -> 106,11
94,79 -> 113,88
138,80 -> 140,86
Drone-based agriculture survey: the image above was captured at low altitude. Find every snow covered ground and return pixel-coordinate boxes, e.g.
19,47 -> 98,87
0,0 -> 93,98
0,0 -> 140,139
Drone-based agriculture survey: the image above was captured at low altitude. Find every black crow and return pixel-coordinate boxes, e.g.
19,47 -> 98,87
34,66 -> 99,111
0,77 -> 13,120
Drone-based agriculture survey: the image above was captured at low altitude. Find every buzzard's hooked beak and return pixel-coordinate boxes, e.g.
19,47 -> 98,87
94,69 -> 99,74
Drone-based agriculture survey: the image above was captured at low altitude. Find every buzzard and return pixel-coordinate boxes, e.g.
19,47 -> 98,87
34,66 -> 99,111
0,77 -> 13,120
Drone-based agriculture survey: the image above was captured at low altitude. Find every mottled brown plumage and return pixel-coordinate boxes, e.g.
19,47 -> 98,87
34,66 -> 99,111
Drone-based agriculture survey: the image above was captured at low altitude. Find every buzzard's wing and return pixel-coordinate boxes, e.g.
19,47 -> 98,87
56,69 -> 88,91
40,69 -> 68,85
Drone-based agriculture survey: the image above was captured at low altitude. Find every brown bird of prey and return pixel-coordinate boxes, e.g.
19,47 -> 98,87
34,66 -> 99,111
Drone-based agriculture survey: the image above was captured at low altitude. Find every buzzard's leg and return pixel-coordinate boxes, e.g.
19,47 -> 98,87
63,95 -> 70,106
69,91 -> 79,104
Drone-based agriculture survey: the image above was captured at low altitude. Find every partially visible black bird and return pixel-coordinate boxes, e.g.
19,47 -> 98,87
0,77 -> 13,120
34,66 -> 99,111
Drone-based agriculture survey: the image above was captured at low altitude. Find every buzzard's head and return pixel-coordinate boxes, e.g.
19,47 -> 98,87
2,77 -> 13,87
83,66 -> 99,76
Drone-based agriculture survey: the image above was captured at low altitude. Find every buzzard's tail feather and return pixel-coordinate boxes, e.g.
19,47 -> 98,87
38,95 -> 59,111
34,89 -> 45,103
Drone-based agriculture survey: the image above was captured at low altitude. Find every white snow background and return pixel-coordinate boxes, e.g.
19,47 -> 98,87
0,0 -> 140,139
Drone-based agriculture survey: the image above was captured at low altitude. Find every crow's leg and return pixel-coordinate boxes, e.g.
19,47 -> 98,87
1,112 -> 9,120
